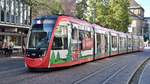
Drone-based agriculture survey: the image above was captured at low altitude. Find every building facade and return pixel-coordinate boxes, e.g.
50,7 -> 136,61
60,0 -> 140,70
0,0 -> 31,49
143,17 -> 150,41
129,0 -> 144,36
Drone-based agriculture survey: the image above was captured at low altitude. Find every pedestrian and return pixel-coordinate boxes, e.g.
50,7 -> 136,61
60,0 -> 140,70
144,40 -> 149,47
8,41 -> 14,56
2,40 -> 9,55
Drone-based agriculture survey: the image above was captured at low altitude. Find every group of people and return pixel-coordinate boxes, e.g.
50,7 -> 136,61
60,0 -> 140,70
0,41 -> 14,56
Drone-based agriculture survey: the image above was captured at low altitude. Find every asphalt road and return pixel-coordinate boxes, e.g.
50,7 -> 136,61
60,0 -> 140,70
0,49 -> 150,84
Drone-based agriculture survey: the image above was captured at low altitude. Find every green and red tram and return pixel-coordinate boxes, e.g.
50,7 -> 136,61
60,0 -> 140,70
25,15 -> 144,70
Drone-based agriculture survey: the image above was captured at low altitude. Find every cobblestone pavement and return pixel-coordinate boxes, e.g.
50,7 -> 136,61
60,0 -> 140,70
0,49 -> 150,84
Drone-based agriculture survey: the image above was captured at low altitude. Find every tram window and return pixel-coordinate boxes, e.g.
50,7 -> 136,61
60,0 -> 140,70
133,39 -> 135,47
128,38 -> 132,48
96,33 -> 101,54
85,32 -> 91,38
124,38 -> 127,48
52,37 -> 62,50
120,37 -> 124,49
52,37 -> 68,50
52,22 -> 68,50
64,37 -> 68,49
82,31 -> 93,50
101,34 -> 106,54
79,30 -> 84,41
105,34 -> 108,52
79,30 -> 84,50
72,28 -> 78,40
112,36 -> 117,48
71,25 -> 79,50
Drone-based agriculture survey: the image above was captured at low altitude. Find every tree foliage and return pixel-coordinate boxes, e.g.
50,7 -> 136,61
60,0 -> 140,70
26,0 -> 130,32
107,0 -> 130,32
76,0 -> 88,19
25,0 -> 63,18
76,0 -> 130,32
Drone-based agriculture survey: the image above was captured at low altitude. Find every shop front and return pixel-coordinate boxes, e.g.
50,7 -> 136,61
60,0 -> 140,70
0,25 -> 29,56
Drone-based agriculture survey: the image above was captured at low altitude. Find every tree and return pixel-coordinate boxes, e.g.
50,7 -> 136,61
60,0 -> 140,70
76,0 -> 88,19
25,0 -> 63,18
95,0 -> 109,27
61,0 -> 76,16
80,0 -> 130,32
108,0 -> 130,32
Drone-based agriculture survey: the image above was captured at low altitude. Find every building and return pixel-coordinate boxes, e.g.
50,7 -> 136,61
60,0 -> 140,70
0,0 -> 31,49
143,17 -> 150,41
129,0 -> 145,36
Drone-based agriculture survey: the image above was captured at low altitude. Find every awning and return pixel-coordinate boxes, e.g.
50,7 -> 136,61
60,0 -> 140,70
0,32 -> 26,36
0,22 -> 30,29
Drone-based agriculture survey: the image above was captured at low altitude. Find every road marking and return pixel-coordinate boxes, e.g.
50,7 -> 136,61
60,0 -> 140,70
138,60 -> 150,84
10,56 -> 24,59
0,67 -> 26,75
102,65 -> 128,84
73,63 -> 117,84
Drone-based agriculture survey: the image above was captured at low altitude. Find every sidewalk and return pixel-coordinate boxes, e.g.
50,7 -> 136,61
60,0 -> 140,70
0,53 -> 24,58
144,47 -> 150,49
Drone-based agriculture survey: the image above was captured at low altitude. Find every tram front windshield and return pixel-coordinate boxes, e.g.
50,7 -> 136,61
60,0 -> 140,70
27,19 -> 56,57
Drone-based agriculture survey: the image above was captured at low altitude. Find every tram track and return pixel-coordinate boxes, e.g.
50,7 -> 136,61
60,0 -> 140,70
72,62 -> 130,84
0,69 -> 48,84
72,53 -> 148,84
73,62 -> 119,84
102,65 -> 128,84
72,55 -> 135,84
8,53 -> 131,84
128,57 -> 150,84
0,52 -> 148,84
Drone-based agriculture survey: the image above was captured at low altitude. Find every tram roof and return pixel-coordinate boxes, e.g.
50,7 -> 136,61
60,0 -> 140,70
92,24 -> 110,31
127,34 -> 132,38
118,32 -> 127,37
35,15 -> 58,20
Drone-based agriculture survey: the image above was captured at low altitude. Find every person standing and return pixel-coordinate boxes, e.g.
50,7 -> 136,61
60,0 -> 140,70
8,41 -> 14,56
2,41 -> 9,55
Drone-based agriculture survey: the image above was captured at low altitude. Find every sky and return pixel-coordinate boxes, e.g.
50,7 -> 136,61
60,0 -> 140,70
135,0 -> 150,17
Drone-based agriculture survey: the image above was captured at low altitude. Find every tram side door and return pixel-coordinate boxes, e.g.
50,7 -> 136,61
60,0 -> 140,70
71,23 -> 81,61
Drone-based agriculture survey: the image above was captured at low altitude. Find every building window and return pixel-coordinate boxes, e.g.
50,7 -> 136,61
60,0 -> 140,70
24,4 -> 27,24
15,0 -> 19,24
27,6 -> 31,25
6,0 -> 11,22
20,2 -> 23,24
0,0 -> 30,24
1,0 -> 5,21
10,0 -> 15,23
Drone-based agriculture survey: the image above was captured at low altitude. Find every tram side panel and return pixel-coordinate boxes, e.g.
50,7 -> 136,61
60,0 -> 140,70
93,25 -> 110,60
110,32 -> 119,56
49,21 -> 94,68
25,15 -> 144,70
132,35 -> 139,52
118,34 -> 128,54
139,36 -> 144,51
127,35 -> 132,53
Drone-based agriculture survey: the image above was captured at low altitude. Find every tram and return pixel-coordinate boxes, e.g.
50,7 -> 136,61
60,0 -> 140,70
25,15 -> 144,70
